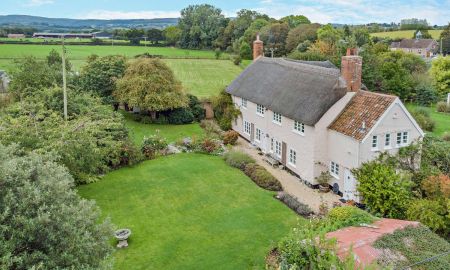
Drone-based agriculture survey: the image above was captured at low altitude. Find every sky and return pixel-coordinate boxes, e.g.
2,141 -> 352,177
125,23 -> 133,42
1,0 -> 450,25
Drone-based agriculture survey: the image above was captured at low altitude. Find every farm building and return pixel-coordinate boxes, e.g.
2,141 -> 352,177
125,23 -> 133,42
7,34 -> 25,38
390,37 -> 438,58
33,32 -> 94,39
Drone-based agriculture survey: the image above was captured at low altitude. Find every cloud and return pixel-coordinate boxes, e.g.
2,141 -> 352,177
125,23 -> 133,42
25,0 -> 54,7
77,10 -> 180,20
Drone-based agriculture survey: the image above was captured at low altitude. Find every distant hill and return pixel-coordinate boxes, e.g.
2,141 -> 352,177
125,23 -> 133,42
0,15 -> 179,30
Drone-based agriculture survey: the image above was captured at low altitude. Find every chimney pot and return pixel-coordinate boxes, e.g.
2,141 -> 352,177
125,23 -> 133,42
341,48 -> 362,92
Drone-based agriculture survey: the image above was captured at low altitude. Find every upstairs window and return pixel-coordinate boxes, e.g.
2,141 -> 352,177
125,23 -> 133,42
330,161 -> 339,178
241,98 -> 247,108
273,112 -> 282,124
396,131 -> 409,147
385,133 -> 391,148
256,104 -> 265,116
294,121 -> 305,134
402,132 -> 409,144
396,132 -> 402,146
371,135 -> 378,150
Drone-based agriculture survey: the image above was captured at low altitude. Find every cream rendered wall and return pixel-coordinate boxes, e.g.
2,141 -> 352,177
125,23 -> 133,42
359,101 -> 423,164
231,96 -> 316,182
313,92 -> 356,184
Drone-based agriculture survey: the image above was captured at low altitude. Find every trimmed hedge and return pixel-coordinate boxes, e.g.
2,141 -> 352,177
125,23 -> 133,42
244,163 -> 282,191
277,192 -> 313,217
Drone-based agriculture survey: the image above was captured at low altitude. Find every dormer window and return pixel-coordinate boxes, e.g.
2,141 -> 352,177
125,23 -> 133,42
256,104 -> 265,116
241,98 -> 247,109
294,121 -> 305,135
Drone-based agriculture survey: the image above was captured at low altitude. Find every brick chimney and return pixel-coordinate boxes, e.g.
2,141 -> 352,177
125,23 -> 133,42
341,48 -> 362,92
253,34 -> 264,60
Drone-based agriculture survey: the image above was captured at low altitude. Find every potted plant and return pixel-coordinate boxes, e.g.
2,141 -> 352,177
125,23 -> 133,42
316,171 -> 331,193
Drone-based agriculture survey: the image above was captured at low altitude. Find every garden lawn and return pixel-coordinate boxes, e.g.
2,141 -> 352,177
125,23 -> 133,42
370,30 -> 442,39
406,103 -> 450,136
78,154 -> 300,270
122,111 -> 204,145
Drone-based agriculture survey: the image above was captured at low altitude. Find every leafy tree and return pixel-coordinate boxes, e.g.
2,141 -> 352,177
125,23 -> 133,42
440,23 -> 450,55
353,28 -> 371,47
353,159 -> 412,218
285,23 -> 320,52
212,89 -> 241,130
46,49 -> 71,71
125,28 -> 144,45
163,26 -> 182,46
146,28 -> 163,44
407,198 -> 449,234
430,56 -> 450,98
178,4 -> 228,49
242,18 -> 270,46
114,58 -> 188,118
260,22 -> 290,56
280,15 -> 310,28
233,9 -> 270,41
0,144 -> 113,269
77,55 -> 126,105
317,24 -> 343,46
239,42 -> 252,60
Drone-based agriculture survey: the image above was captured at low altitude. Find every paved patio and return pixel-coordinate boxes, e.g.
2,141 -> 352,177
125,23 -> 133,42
233,138 -> 341,213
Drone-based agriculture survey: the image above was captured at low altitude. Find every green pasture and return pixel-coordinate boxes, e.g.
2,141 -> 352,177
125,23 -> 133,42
370,30 -> 443,40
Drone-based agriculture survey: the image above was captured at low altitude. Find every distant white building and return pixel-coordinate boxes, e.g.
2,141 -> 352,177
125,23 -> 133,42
0,70 -> 10,93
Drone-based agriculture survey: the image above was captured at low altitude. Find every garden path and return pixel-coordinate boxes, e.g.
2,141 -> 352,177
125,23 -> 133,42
234,138 -> 341,213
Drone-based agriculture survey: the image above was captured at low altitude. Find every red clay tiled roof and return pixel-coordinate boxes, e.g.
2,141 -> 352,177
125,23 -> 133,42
329,90 -> 397,141
326,218 -> 420,267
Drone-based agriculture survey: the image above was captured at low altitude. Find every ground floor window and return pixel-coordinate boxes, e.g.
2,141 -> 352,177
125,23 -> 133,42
275,141 -> 282,157
330,161 -> 339,178
255,128 -> 262,142
289,149 -> 296,166
244,121 -> 251,135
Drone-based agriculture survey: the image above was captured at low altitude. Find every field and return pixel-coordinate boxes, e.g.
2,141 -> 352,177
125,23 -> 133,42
0,44 -> 244,97
406,103 -> 450,136
370,30 -> 443,40
78,154 -> 299,269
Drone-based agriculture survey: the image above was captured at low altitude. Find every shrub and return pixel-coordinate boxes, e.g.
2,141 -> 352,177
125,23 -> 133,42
199,138 -> 221,154
200,120 -> 223,139
326,206 -> 376,230
223,150 -> 254,170
244,163 -> 282,191
443,132 -> 450,141
188,94 -> 205,122
315,171 -> 331,186
132,113 -> 143,122
223,130 -> 239,145
167,108 -> 194,124
353,160 -> 412,218
212,90 -> 241,130
421,174 -> 450,199
406,199 -> 450,234
153,114 -> 168,124
436,101 -> 449,113
233,55 -> 242,65
140,115 -> 153,124
412,108 -> 435,131
141,134 -> 168,159
277,192 -> 313,217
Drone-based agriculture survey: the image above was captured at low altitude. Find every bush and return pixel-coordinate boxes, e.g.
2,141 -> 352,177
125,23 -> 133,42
153,114 -> 168,124
199,138 -> 222,154
200,120 -> 223,139
412,108 -> 436,131
436,101 -> 449,113
443,132 -> 450,141
326,206 -> 376,230
406,199 -> 450,235
140,115 -> 153,124
167,108 -> 194,124
277,192 -> 313,217
233,55 -> 242,66
212,90 -> 241,131
223,150 -> 254,170
421,174 -> 450,199
141,134 -> 168,159
223,130 -> 239,145
315,171 -> 331,186
244,163 -> 282,191
188,94 -> 205,122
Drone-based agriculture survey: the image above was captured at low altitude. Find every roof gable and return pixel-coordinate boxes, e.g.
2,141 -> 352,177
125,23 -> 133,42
226,58 -> 347,126
328,91 -> 397,141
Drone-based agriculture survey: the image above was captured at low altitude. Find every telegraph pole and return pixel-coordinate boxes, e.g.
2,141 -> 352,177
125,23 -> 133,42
61,34 -> 68,120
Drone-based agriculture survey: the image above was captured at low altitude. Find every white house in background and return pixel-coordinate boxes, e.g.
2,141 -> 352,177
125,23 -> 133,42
226,38 -> 424,202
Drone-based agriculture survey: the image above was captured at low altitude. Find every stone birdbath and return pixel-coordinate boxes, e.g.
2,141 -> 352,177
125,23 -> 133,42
114,229 -> 131,248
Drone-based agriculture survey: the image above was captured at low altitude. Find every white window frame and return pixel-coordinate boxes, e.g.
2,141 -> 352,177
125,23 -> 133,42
330,161 -> 339,179
289,149 -> 297,167
256,104 -> 265,117
241,98 -> 247,109
371,135 -> 378,151
293,121 -> 305,135
255,128 -> 262,143
385,133 -> 391,149
243,120 -> 251,135
272,112 -> 282,125
275,140 -> 282,158
396,132 -> 402,147
402,131 -> 409,145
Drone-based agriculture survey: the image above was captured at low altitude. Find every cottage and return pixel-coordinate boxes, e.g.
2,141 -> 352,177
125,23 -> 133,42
227,37 -> 424,202
390,38 -> 438,58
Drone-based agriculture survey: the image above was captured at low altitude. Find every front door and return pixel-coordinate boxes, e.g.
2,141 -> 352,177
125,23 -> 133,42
250,123 -> 255,143
343,169 -> 357,201
281,142 -> 287,166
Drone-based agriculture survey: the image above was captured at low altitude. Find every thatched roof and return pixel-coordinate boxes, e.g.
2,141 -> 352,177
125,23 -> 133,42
226,58 -> 347,126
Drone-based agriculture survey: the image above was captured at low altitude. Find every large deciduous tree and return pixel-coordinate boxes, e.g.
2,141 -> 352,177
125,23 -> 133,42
260,22 -> 290,56
146,28 -> 164,44
77,55 -> 127,105
114,58 -> 188,118
0,144 -> 113,269
178,4 -> 228,49
163,26 -> 182,46
280,15 -> 310,28
285,23 -> 320,52
430,56 -> 450,98
125,28 -> 144,45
